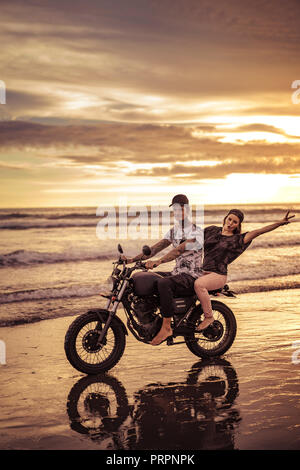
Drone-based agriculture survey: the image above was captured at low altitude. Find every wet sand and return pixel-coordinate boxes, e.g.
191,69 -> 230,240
0,289 -> 300,450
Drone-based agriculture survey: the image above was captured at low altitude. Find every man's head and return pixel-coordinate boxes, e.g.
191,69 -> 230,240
169,194 -> 190,221
169,194 -> 189,207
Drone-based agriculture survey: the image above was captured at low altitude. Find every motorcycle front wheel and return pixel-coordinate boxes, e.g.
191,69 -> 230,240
184,300 -> 237,358
64,310 -> 126,374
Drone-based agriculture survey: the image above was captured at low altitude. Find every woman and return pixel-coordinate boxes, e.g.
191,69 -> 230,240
195,209 -> 295,331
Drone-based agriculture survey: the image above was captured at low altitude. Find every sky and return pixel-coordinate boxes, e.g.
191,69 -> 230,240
0,0 -> 300,208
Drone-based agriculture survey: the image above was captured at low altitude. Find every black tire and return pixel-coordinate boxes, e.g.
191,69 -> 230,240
64,310 -> 126,374
184,300 -> 237,358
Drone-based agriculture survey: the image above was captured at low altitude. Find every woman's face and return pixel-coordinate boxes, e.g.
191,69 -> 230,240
224,213 -> 240,233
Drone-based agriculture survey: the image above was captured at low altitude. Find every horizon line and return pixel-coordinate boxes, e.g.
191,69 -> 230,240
0,201 -> 299,210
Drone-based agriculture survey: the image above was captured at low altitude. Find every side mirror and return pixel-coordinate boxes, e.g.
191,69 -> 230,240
117,244 -> 123,254
142,245 -> 151,256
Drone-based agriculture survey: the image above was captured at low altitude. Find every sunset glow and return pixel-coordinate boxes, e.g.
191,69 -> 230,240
0,0 -> 299,208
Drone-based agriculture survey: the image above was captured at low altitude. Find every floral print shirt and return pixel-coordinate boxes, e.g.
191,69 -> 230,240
164,221 -> 203,278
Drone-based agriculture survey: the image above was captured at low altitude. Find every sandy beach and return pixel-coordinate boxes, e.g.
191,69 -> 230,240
1,288 -> 300,450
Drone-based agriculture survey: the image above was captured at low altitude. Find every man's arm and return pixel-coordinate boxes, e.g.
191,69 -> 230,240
122,238 -> 171,263
145,238 -> 196,269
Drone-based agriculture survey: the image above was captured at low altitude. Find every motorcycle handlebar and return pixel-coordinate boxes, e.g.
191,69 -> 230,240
116,258 -> 160,271
139,262 -> 159,269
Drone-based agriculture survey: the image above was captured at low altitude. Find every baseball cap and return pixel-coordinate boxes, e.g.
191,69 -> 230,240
169,194 -> 189,207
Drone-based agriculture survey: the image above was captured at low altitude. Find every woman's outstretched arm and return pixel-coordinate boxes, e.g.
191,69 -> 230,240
243,211 -> 295,244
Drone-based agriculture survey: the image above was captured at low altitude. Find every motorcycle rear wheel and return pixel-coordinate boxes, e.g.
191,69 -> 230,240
184,300 -> 237,358
64,310 -> 126,374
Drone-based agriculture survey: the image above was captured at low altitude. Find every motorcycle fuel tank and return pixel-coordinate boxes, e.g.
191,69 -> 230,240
131,271 -> 162,296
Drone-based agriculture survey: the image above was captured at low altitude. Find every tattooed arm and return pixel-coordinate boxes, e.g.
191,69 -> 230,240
145,238 -> 196,269
121,238 -> 171,263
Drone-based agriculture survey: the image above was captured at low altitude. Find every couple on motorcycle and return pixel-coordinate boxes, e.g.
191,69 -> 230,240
122,194 -> 295,346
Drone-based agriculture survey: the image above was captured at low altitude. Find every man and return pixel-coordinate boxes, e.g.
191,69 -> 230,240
122,194 -> 203,345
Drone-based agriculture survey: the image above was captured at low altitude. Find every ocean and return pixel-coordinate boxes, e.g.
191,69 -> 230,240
0,203 -> 299,327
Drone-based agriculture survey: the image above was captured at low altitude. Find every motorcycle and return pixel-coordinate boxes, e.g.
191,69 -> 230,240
64,244 -> 237,374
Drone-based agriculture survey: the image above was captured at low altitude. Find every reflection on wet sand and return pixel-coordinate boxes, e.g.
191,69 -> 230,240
67,358 -> 240,450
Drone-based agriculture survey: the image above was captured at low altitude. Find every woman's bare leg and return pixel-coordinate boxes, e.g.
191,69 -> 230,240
194,272 -> 227,330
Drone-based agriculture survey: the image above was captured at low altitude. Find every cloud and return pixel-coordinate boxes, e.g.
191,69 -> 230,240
2,90 -> 61,119
1,0 -> 299,126
1,120 -> 300,181
0,1 -> 299,206
0,120 -> 197,152
0,161 -> 31,170
216,123 -> 300,139
129,157 -> 300,180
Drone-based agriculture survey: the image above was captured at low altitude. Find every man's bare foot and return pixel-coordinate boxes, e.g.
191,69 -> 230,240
196,316 -> 215,331
151,327 -> 173,346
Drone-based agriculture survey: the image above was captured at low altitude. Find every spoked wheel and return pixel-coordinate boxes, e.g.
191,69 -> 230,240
64,310 -> 126,374
184,300 -> 237,358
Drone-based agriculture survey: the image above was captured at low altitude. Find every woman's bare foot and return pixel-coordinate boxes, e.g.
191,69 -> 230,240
151,326 -> 173,346
196,315 -> 215,331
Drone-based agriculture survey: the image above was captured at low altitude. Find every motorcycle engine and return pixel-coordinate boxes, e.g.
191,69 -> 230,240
131,295 -> 162,341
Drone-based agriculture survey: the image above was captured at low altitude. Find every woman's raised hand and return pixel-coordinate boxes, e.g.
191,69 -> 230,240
279,210 -> 295,225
